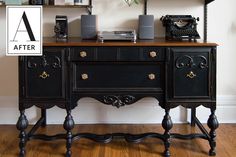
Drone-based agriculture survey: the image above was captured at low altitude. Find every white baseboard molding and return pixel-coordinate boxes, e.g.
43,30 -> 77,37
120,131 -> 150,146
187,95 -> 236,123
0,95 -> 235,124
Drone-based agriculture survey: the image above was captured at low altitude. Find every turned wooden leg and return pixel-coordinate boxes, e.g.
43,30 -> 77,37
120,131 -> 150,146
16,109 -> 28,157
162,108 -> 173,157
63,108 -> 75,157
191,107 -> 196,127
207,108 -> 219,156
41,109 -> 47,127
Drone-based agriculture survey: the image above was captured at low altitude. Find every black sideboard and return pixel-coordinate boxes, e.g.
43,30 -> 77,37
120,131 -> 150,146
17,37 -> 218,157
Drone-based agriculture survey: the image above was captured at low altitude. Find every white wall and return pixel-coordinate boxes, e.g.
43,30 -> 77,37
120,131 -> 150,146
0,0 -> 236,124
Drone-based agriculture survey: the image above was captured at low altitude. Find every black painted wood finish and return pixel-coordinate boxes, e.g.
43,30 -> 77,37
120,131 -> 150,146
17,42 -> 218,157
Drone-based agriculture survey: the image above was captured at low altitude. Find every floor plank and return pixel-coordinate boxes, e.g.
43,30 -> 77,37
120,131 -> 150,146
0,124 -> 235,157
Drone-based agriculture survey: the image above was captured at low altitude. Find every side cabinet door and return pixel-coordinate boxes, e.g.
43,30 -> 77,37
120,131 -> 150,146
168,47 -> 213,99
24,47 -> 66,99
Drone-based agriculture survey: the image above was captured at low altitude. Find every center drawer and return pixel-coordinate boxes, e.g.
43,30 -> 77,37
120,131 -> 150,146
69,47 -> 165,61
72,63 -> 163,90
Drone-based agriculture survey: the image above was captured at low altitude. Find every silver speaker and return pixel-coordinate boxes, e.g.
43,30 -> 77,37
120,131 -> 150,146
81,15 -> 97,39
138,15 -> 154,39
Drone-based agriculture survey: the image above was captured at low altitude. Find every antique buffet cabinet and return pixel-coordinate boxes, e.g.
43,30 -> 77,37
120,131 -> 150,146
17,37 -> 218,157
16,0 -> 218,157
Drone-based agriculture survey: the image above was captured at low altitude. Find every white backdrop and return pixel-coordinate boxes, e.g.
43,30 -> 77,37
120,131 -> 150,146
0,0 -> 236,124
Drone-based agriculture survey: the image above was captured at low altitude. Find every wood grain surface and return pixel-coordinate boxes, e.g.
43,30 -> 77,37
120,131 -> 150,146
43,37 -> 218,47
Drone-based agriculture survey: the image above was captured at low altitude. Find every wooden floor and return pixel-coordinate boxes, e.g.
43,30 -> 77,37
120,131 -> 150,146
0,124 -> 236,157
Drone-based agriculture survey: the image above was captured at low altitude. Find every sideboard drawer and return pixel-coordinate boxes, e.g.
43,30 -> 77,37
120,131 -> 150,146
72,63 -> 163,90
96,47 -> 142,61
96,47 -> 118,61
69,47 -> 96,61
69,47 -> 165,62
142,47 -> 165,61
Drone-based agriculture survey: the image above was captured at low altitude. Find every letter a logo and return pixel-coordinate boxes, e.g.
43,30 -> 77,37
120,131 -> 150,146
6,6 -> 42,56
13,12 -> 36,42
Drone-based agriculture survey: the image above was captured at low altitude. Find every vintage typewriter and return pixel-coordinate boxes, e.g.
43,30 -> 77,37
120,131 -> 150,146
161,15 -> 200,41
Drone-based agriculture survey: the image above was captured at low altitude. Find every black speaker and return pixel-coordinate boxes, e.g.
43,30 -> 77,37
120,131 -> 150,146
138,15 -> 154,39
81,15 -> 97,39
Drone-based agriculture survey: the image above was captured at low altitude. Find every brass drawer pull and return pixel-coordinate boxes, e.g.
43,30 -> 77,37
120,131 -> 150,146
39,71 -> 50,79
148,73 -> 156,80
81,74 -> 89,80
80,51 -> 87,58
186,71 -> 197,79
149,51 -> 157,58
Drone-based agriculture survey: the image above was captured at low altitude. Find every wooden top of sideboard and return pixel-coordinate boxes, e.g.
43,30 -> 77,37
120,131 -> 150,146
43,37 -> 218,47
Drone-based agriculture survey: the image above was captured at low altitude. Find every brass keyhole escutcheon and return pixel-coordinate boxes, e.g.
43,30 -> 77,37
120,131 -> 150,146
81,74 -> 89,80
80,51 -> 87,58
148,73 -> 156,80
186,71 -> 197,79
39,71 -> 50,79
149,51 -> 157,58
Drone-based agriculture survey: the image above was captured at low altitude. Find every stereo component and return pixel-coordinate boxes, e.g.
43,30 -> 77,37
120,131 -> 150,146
138,15 -> 154,40
81,15 -> 97,39
97,30 -> 137,43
